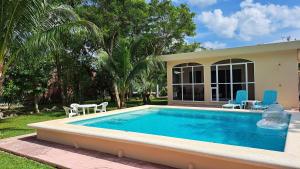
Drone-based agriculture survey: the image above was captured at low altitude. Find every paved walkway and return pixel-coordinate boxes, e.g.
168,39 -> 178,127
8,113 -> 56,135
0,134 -> 174,169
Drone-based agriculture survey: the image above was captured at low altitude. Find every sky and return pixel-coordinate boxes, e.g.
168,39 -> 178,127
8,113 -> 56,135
171,0 -> 300,49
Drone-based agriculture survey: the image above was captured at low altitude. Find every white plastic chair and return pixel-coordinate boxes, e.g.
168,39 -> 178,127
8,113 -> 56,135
70,103 -> 81,114
96,102 -> 108,113
63,106 -> 78,118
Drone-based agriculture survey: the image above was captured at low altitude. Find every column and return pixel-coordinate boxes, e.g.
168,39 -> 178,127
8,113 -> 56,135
204,65 -> 211,102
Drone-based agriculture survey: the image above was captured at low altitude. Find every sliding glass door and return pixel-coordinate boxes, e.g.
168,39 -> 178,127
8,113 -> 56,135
172,63 -> 204,101
211,59 -> 255,101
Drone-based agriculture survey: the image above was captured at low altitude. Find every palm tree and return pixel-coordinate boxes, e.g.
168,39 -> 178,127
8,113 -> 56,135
0,0 -> 100,92
134,63 -> 165,104
102,39 -> 154,108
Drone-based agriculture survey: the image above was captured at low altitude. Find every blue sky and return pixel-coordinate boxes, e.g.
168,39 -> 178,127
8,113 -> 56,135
172,0 -> 300,49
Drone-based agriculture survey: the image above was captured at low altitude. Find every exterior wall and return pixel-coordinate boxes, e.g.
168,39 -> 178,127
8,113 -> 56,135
167,50 -> 299,109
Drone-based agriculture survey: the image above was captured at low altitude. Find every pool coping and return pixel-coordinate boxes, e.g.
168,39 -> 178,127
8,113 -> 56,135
28,105 -> 300,169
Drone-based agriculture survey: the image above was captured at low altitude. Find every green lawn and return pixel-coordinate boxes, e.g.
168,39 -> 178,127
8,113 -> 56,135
0,151 -> 53,169
0,98 -> 167,168
0,111 -> 65,139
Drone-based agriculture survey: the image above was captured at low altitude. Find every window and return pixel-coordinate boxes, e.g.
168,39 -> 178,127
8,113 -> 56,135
172,63 -> 204,101
211,59 -> 255,101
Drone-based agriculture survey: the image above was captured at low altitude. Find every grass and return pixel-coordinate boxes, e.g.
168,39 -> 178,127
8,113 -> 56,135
0,111 -> 65,139
0,98 -> 167,168
0,151 -> 53,169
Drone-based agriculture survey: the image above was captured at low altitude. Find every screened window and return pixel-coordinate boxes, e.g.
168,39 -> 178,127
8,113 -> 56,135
172,63 -> 204,101
211,59 -> 255,101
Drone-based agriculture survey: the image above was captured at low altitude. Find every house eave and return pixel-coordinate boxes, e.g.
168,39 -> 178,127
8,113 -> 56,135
160,41 -> 300,61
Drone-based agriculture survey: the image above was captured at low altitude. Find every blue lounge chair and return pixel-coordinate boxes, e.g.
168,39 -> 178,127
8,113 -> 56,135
252,90 -> 278,110
222,90 -> 248,109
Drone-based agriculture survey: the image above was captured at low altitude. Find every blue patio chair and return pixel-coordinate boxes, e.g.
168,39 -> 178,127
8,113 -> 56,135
222,90 -> 248,109
252,90 -> 278,110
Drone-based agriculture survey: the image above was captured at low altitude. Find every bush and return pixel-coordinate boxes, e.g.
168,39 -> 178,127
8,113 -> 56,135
2,80 -> 20,107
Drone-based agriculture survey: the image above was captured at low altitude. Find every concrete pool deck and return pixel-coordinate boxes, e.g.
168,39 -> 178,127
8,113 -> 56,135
0,134 -> 174,169
28,105 -> 300,169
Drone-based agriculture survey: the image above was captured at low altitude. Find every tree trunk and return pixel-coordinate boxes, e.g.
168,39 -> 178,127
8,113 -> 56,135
54,54 -> 66,106
0,63 -> 4,94
125,92 -> 129,101
142,91 -> 151,105
142,92 -> 147,105
74,72 -> 81,103
119,91 -> 126,108
114,82 -> 121,108
109,89 -> 115,102
120,96 -> 123,108
33,94 -> 40,114
146,93 -> 151,104
156,84 -> 159,98
63,82 -> 69,105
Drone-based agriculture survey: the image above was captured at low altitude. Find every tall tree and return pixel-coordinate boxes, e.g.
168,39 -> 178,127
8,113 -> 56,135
75,0 -> 196,107
53,26 -> 99,104
74,0 -> 148,107
76,0 -> 149,56
146,0 -> 196,55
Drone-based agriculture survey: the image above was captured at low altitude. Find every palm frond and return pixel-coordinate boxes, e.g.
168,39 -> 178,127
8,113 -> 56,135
126,56 -> 159,86
2,3 -> 102,74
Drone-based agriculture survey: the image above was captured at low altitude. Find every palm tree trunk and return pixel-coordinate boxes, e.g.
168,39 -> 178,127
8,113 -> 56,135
119,91 -> 126,108
114,82 -> 121,108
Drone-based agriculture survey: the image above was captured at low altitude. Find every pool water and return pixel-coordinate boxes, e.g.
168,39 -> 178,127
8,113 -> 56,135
70,108 -> 290,151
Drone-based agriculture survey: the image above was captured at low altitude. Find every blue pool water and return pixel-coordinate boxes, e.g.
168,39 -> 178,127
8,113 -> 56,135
70,108 -> 290,151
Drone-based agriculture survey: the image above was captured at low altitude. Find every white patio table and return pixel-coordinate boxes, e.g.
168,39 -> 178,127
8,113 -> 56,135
77,104 -> 97,115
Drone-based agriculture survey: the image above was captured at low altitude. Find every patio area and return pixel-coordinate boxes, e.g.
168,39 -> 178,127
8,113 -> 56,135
0,134 -> 173,169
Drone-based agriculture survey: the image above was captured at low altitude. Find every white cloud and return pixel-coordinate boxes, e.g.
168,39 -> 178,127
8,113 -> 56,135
199,9 -> 238,38
234,5 -> 273,40
198,0 -> 300,41
202,41 -> 227,49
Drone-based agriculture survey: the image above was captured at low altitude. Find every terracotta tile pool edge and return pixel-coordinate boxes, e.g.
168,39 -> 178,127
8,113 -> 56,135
0,134 -> 66,169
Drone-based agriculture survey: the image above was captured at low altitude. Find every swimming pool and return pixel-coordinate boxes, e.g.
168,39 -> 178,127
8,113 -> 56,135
70,108 -> 289,151
29,105 -> 300,169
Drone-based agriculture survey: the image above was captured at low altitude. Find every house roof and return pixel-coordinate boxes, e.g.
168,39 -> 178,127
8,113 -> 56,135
161,41 -> 300,61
